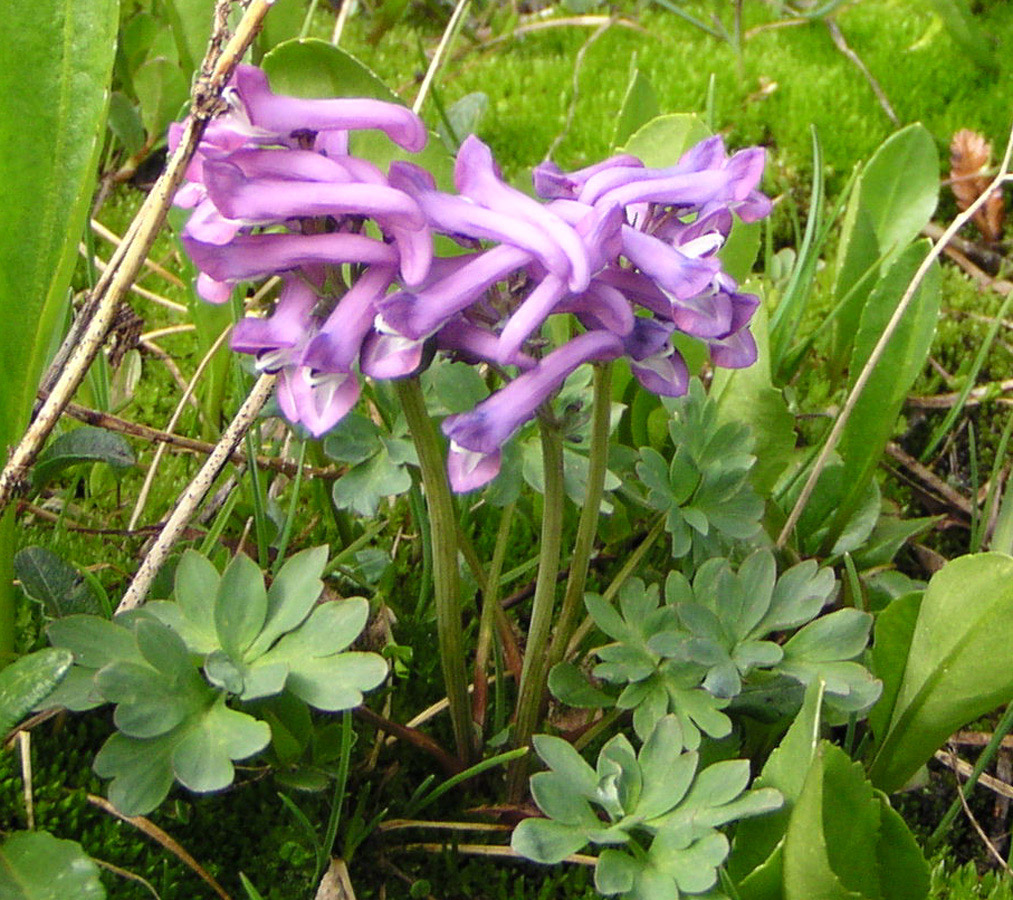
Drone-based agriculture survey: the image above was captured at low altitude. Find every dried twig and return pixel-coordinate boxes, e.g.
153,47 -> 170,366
936,748 -> 1013,802
777,123 -> 1013,547
60,399 -> 339,479
401,842 -> 597,865
0,0 -> 275,517
128,325 -> 231,529
90,218 -> 186,288
87,793 -> 234,900
825,18 -> 897,125
884,441 -> 973,517
116,373 -> 277,612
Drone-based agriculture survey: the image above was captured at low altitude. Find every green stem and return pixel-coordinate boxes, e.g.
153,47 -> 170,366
0,508 -> 15,662
473,502 -> 516,731
319,709 -> 353,880
926,701 -> 1013,852
565,514 -> 667,661
396,378 -> 473,763
547,363 -> 612,671
507,417 -> 566,799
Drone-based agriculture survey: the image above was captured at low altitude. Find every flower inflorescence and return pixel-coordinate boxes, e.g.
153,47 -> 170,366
174,65 -> 770,491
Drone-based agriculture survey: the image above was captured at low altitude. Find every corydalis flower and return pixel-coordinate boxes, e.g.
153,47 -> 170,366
443,331 -> 624,492
173,64 -> 431,303
173,66 -> 437,436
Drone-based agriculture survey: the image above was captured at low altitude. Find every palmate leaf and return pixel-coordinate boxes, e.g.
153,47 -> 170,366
93,696 -> 270,816
638,380 -> 763,559
514,716 -> 782,900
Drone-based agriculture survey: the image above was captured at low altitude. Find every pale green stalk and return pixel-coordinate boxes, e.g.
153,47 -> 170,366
396,378 -> 473,763
472,502 -> 516,731
548,363 -> 612,670
507,418 -> 565,799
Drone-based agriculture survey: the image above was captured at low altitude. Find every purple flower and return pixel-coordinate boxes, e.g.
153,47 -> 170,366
442,331 -> 624,492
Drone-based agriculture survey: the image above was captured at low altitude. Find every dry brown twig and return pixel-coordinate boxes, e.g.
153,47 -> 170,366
777,121 -> 1013,548
0,0 -> 276,518
87,793 -> 234,900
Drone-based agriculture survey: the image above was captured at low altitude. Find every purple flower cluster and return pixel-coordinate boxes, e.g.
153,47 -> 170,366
173,65 -> 770,491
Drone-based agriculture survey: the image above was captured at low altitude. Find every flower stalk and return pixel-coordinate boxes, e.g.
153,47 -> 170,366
547,362 -> 613,671
507,416 -> 566,799
396,378 -> 474,763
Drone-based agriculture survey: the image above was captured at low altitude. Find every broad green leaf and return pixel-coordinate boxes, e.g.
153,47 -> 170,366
869,553 -> 1013,792
530,773 -> 599,827
782,743 -> 869,900
107,92 -> 145,155
47,616 -> 141,671
98,658 -> 206,738
0,831 -> 105,900
331,446 -> 413,517
422,361 -> 490,415
0,648 -> 72,734
548,661 -> 615,708
709,293 -> 794,492
14,547 -> 101,617
173,550 -> 220,646
171,699 -> 271,792
93,731 -> 176,816
31,427 -> 135,492
215,553 -> 268,660
831,124 -> 938,370
163,0 -> 212,74
94,697 -> 269,815
780,609 -> 872,663
874,792 -> 930,900
611,65 -> 659,150
322,413 -> 383,465
828,241 -> 940,546
438,91 -> 489,150
850,125 -> 938,278
867,591 -> 922,743
0,0 -> 118,467
595,848 -> 639,895
270,599 -> 369,658
132,56 -> 189,140
730,680 -> 825,886
287,653 -> 388,711
532,734 -> 599,797
620,114 -> 710,168
784,742 -> 927,900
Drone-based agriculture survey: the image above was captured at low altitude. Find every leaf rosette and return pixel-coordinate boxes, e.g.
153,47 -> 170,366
512,716 -> 782,900
47,546 -> 387,815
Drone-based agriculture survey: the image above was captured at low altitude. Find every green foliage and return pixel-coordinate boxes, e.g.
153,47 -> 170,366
557,552 -> 879,744
0,0 -> 119,656
0,647 -> 72,734
46,547 -> 387,814
637,380 -> 764,559
659,551 -> 880,713
869,553 -> 1013,793
14,547 -> 103,617
325,414 -> 418,517
782,742 -> 928,900
512,716 -> 782,899
31,427 -> 136,494
0,831 -> 105,900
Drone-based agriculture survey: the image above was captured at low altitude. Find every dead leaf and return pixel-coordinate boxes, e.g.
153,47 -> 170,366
950,128 -> 1005,243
